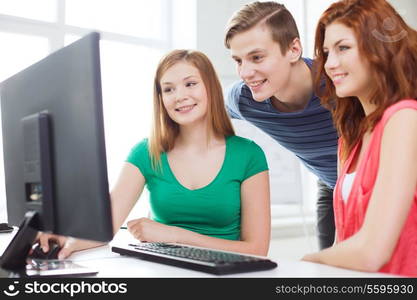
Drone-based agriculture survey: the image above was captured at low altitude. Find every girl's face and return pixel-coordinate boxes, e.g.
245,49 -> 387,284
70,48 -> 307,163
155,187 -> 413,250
323,22 -> 373,102
160,62 -> 209,127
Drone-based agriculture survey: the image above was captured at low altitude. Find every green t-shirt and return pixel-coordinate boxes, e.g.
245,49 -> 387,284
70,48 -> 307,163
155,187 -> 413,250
126,135 -> 268,241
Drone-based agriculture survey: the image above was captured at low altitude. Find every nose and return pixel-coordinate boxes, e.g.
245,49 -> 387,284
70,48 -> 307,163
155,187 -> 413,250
324,50 -> 339,71
239,61 -> 256,80
174,85 -> 187,103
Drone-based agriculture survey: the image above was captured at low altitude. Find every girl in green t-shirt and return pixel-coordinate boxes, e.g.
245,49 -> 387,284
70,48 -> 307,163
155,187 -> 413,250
38,50 -> 271,259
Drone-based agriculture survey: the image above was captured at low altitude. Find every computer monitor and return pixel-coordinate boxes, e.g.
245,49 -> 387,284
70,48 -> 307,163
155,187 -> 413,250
0,32 -> 113,272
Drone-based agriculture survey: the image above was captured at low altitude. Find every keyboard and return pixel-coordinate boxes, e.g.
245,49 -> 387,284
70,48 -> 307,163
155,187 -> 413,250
111,242 -> 277,275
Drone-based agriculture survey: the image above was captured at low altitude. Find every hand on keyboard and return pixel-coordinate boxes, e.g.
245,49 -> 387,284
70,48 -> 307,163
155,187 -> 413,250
126,218 -> 180,243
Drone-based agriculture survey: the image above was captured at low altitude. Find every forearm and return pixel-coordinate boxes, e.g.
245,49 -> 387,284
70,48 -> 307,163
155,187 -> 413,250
69,238 -> 106,252
110,163 -> 146,235
304,234 -> 385,272
174,227 -> 269,256
110,193 -> 136,235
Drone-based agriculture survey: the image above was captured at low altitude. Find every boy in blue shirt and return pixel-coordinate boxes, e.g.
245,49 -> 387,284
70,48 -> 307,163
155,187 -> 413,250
224,1 -> 338,249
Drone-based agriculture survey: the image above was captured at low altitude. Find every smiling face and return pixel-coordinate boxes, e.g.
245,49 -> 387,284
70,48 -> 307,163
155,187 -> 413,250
160,62 -> 208,127
229,24 -> 296,102
323,22 -> 373,102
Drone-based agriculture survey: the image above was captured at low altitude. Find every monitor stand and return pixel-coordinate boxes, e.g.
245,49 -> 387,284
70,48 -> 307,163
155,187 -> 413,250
0,211 -> 98,277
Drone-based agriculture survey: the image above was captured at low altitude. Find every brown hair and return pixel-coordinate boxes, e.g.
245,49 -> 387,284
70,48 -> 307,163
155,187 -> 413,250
224,1 -> 299,55
149,50 -> 235,169
314,0 -> 417,161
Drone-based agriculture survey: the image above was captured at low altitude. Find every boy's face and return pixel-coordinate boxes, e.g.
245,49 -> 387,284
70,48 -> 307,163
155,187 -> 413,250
229,24 -> 294,102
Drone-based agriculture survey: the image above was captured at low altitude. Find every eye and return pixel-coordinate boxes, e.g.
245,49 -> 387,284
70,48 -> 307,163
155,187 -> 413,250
252,55 -> 263,62
338,45 -> 350,51
162,87 -> 173,93
186,81 -> 197,87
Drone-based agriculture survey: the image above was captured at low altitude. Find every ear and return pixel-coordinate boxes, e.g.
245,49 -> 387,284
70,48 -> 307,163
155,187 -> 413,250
287,37 -> 303,63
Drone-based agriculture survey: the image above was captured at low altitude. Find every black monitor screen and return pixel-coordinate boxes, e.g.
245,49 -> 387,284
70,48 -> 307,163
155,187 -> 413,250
0,32 -> 113,243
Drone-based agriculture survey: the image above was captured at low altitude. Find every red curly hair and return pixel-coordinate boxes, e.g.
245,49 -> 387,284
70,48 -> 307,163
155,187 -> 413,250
313,0 -> 417,161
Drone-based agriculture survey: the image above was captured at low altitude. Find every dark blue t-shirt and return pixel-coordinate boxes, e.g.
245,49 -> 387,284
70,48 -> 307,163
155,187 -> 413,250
226,58 -> 338,188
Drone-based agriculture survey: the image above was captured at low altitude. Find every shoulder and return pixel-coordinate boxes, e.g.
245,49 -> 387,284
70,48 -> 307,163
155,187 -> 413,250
127,138 -> 151,162
378,100 -> 417,148
300,57 -> 330,111
227,136 -> 268,178
382,99 -> 417,124
302,57 -> 313,68
383,101 -> 417,132
129,138 -> 149,154
225,81 -> 250,119
228,135 -> 255,146
228,135 -> 265,154
126,138 -> 154,176
225,81 -> 246,105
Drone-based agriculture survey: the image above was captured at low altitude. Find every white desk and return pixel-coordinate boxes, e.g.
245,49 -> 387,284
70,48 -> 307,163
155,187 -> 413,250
0,229 -> 392,278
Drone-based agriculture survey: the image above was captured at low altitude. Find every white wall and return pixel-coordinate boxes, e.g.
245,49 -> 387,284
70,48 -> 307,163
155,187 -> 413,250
196,0 -> 245,87
389,0 -> 417,30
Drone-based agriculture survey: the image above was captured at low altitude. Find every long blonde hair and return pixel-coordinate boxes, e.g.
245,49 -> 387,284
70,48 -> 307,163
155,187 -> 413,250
149,50 -> 235,170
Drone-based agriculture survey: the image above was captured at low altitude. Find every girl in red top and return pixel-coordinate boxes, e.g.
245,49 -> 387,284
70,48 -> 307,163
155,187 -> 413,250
302,0 -> 417,276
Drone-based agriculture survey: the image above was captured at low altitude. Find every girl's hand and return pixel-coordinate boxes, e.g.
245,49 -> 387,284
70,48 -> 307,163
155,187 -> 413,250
127,218 -> 180,243
36,232 -> 106,259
